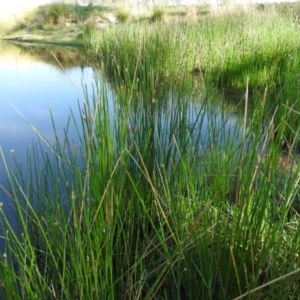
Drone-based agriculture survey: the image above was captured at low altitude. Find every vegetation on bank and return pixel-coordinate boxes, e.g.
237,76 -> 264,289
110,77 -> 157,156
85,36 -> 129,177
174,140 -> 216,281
85,2 -> 300,140
0,1 -> 300,299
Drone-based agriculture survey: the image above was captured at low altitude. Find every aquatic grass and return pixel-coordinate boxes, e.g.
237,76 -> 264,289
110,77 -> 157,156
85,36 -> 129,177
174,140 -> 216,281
0,92 -> 117,298
1,5 -> 300,297
1,70 -> 300,299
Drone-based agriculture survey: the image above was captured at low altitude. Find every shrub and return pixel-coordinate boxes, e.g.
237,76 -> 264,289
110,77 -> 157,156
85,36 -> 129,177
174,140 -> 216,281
116,8 -> 131,23
151,6 -> 166,22
46,2 -> 71,25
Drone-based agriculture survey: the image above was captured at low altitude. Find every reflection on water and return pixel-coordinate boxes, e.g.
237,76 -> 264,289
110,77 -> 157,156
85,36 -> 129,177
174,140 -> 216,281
0,42 -> 94,165
0,43 -> 98,249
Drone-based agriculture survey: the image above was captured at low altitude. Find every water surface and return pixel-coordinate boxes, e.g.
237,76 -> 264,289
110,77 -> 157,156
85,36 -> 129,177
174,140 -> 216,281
0,43 -> 92,164
0,43 -> 97,243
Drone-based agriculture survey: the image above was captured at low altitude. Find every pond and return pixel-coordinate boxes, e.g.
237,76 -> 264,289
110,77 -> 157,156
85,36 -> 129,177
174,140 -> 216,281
0,41 -> 241,252
0,42 -> 98,250
0,46 -> 90,159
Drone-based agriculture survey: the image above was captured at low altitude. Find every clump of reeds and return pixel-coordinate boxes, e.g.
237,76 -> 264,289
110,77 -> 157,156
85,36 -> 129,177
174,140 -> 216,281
0,68 -> 300,299
83,17 -> 97,36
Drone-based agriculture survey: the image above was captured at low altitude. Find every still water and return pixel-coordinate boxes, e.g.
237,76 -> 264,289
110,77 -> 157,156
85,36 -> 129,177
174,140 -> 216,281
0,43 -> 93,176
0,43 -> 97,246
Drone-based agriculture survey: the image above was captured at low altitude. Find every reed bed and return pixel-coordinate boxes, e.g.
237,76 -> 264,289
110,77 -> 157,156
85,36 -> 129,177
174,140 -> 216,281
0,3 -> 300,300
0,70 -> 300,299
87,5 -> 300,88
